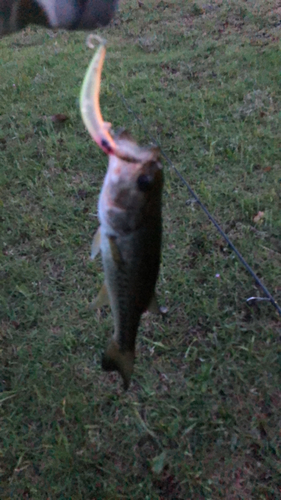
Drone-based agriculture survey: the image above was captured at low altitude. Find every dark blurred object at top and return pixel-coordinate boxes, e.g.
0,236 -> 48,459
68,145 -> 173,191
0,0 -> 119,36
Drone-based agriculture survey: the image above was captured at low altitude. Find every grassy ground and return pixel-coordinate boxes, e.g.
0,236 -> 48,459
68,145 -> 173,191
1,0 -> 281,498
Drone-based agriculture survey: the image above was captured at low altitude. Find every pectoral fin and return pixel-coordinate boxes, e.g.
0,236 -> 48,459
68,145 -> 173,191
108,235 -> 124,267
147,293 -> 168,315
90,282 -> 109,309
91,226 -> 101,261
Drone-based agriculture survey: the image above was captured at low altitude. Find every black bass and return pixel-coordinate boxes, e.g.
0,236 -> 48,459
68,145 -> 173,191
80,36 -> 164,390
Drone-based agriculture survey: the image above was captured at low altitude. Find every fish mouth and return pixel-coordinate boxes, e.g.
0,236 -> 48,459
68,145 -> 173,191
80,35 -> 141,163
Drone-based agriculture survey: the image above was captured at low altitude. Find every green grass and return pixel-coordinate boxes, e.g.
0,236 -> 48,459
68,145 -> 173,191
0,0 -> 281,498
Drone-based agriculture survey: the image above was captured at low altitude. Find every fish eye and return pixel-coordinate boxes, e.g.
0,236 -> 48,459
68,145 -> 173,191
137,174 -> 152,192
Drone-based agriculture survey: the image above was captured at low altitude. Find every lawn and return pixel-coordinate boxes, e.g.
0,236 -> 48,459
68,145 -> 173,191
0,0 -> 281,498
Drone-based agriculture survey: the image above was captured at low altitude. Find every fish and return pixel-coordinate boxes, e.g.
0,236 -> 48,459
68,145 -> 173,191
80,36 -> 164,390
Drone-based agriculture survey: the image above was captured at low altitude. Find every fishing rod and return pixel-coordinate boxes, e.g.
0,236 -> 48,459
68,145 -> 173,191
111,84 -> 281,317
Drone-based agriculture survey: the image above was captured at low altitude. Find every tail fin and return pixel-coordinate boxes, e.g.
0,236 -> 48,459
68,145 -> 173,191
101,340 -> 135,390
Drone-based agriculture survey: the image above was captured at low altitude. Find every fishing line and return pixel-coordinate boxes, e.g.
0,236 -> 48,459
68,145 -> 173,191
111,84 -> 281,317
